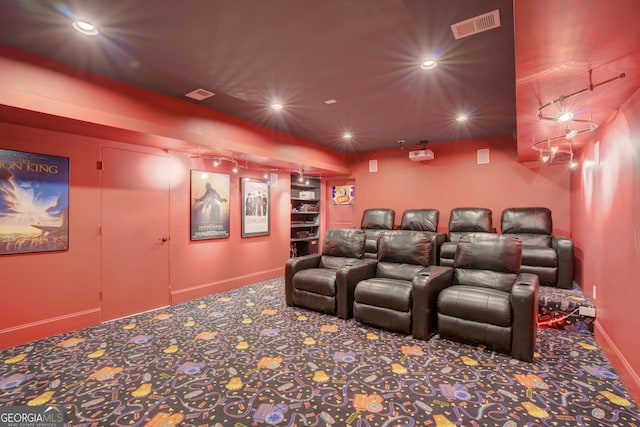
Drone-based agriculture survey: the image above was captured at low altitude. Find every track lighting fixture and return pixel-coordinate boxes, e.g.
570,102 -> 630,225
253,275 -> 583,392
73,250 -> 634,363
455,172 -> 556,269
533,69 -> 626,166
192,149 -> 315,181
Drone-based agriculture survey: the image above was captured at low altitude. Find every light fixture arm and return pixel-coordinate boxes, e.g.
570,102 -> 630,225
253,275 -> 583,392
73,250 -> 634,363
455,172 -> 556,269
536,70 -> 626,121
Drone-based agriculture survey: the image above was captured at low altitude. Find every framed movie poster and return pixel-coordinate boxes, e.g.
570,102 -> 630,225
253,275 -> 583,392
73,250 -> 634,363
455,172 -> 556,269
241,178 -> 270,237
332,184 -> 355,205
190,170 -> 230,240
0,149 -> 69,255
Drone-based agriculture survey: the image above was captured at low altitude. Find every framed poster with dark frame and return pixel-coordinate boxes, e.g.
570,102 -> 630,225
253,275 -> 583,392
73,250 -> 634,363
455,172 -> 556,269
0,148 -> 70,255
241,177 -> 270,237
190,170 -> 230,240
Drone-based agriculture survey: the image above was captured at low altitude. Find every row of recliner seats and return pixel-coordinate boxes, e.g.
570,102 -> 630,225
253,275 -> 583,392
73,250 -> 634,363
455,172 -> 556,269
360,207 -> 574,289
285,228 -> 539,362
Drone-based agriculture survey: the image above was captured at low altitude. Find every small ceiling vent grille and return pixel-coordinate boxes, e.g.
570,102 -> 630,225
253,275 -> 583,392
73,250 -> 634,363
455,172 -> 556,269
185,88 -> 215,101
450,9 -> 501,40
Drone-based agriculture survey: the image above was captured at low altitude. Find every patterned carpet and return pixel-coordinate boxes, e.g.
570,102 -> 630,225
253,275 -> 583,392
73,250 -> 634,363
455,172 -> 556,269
538,284 -> 596,335
1,277 -> 638,426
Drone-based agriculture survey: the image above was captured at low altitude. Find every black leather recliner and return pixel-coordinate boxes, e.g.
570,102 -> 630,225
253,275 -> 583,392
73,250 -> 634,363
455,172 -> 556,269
360,208 -> 395,259
437,233 -> 539,362
399,209 -> 447,266
285,228 -> 377,319
501,207 -> 574,289
353,230 -> 453,335
439,208 -> 493,266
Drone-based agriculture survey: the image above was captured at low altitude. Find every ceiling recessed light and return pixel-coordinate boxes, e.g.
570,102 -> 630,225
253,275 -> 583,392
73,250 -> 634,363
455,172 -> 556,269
420,58 -> 438,70
557,111 -> 574,122
72,19 -> 98,36
343,132 -> 353,140
456,115 -> 469,122
271,102 -> 284,111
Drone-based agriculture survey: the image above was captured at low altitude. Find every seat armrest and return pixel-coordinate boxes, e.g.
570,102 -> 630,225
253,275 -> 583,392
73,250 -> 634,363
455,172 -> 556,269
335,259 -> 378,319
552,236 -> 574,289
430,232 -> 447,266
411,265 -> 454,340
511,272 -> 539,362
284,254 -> 322,306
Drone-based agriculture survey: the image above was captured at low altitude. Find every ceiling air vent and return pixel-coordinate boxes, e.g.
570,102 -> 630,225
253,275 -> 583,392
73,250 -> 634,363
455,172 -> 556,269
450,9 -> 501,40
185,88 -> 215,101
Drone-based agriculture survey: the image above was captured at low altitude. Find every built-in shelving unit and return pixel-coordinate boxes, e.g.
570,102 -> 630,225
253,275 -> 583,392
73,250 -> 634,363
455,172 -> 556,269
290,175 -> 320,257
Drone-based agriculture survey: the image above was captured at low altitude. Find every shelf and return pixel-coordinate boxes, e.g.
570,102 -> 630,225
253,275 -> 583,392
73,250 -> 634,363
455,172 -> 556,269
291,174 -> 320,257
291,236 -> 319,242
291,183 -> 318,189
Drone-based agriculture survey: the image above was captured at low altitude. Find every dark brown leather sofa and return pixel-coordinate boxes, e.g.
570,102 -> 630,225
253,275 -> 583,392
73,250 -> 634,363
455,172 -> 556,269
437,233 -> 539,362
360,208 -> 395,259
353,230 -> 453,335
501,207 -> 574,289
439,207 -> 494,266
285,228 -> 377,319
399,209 -> 447,266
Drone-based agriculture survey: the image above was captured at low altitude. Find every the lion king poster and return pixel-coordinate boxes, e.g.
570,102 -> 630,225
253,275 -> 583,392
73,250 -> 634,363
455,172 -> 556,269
0,149 -> 69,255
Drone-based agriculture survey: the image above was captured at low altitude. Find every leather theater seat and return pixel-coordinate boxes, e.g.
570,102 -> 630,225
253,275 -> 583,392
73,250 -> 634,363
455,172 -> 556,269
360,208 -> 395,259
437,233 -> 539,362
285,228 -> 377,319
501,207 -> 574,289
440,207 -> 494,266
353,230 -> 453,335
399,209 -> 447,266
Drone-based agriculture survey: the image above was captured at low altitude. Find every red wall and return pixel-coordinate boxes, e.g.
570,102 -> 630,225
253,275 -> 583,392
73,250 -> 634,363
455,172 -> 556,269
0,44 -> 352,349
348,134 -> 571,235
169,155 -> 291,304
0,125 -> 102,346
0,122 -> 293,349
571,88 -> 640,402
